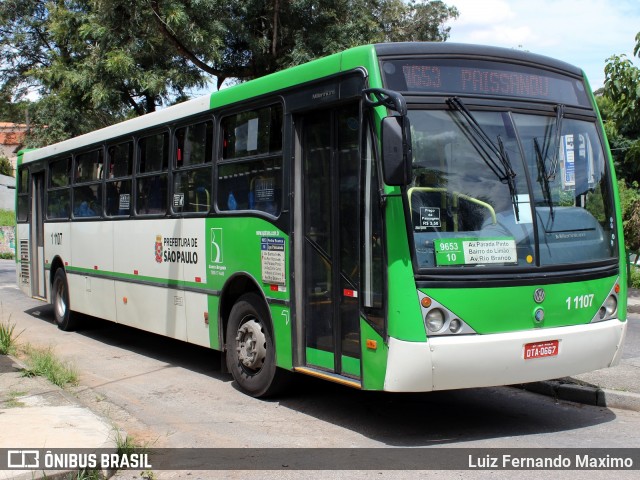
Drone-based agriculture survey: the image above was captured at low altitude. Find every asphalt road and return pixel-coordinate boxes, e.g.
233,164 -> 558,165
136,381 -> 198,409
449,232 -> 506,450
1,259 -> 639,479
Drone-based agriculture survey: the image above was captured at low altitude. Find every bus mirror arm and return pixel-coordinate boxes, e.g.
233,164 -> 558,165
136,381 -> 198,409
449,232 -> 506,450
381,115 -> 413,186
363,88 -> 407,115
362,89 -> 412,186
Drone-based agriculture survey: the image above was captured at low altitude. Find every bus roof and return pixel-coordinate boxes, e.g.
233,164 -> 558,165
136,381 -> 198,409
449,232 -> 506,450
374,42 -> 584,77
20,44 -> 376,165
20,42 -> 585,165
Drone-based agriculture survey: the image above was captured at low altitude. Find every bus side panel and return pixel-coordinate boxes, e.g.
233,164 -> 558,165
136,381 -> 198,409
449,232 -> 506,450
67,276 -> 116,323
269,303 -> 293,370
113,219 -> 187,341
204,218 -> 292,365
65,221 -> 116,321
185,291 -> 210,347
360,318 -> 388,390
207,294 -> 221,350
181,218 -> 210,347
384,197 -> 426,341
43,222 -> 71,300
115,282 -> 187,341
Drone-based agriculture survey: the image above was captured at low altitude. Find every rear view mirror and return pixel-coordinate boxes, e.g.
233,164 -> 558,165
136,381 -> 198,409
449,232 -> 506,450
381,115 -> 412,186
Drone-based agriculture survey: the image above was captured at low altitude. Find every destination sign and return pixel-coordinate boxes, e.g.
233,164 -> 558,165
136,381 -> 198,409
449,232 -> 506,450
434,237 -> 518,266
381,59 -> 590,106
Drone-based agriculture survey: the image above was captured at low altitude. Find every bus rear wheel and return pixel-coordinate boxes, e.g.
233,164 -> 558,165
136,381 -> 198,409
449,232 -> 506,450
226,293 -> 287,397
52,269 -> 77,331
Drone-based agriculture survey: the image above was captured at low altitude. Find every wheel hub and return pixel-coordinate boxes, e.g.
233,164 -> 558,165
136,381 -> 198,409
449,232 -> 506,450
236,319 -> 267,370
55,283 -> 67,318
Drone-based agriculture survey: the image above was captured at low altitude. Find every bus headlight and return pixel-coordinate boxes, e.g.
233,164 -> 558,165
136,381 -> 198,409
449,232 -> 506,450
604,295 -> 617,316
426,309 -> 445,332
590,282 -> 620,323
449,318 -> 462,334
417,291 -> 477,336
598,306 -> 607,320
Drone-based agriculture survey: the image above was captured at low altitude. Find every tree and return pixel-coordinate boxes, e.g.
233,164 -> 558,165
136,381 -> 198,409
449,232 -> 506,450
1,1 -> 459,146
603,33 -> 640,185
214,1 -> 458,82
603,33 -> 640,261
1,0 -> 220,144
0,156 -> 13,177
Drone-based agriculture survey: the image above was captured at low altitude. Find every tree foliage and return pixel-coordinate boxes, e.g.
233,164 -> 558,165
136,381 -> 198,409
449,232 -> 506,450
603,32 -> 640,185
602,32 -> 640,258
0,155 -> 13,177
0,0 -> 458,145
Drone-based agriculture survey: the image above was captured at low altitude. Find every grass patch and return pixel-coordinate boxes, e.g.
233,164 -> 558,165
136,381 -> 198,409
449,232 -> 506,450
0,209 -> 15,227
630,264 -> 640,289
0,316 -> 22,355
115,431 -> 148,456
3,390 -> 27,408
113,431 -> 155,479
21,345 -> 78,388
67,469 -> 104,479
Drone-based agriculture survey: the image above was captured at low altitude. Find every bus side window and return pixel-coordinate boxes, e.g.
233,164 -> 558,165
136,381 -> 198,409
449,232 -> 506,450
106,141 -> 133,217
217,104 -> 283,216
47,157 -> 71,219
136,132 -> 168,215
17,167 -> 29,222
73,148 -> 103,218
172,121 -> 213,214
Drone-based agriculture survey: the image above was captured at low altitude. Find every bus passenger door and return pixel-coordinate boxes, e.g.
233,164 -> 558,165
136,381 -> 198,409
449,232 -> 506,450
31,172 -> 46,298
298,104 -> 361,379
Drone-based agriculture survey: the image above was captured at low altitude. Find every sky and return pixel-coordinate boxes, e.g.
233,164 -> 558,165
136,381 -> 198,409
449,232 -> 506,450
445,0 -> 640,89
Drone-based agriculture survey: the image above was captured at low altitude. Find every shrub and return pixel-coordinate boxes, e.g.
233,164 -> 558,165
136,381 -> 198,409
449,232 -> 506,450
0,209 -> 15,227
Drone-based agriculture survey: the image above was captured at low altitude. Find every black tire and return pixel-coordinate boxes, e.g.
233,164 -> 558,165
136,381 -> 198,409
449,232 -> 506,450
225,293 -> 288,397
52,269 -> 77,331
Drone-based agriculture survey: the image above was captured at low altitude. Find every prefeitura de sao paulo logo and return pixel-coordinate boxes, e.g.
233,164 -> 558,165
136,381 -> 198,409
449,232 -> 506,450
155,235 -> 163,263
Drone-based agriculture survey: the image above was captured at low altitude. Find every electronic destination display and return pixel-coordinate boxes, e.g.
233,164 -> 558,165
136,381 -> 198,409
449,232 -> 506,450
381,59 -> 590,106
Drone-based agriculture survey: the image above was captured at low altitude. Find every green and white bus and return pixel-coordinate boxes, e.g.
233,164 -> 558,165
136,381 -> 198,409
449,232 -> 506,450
15,43 -> 627,397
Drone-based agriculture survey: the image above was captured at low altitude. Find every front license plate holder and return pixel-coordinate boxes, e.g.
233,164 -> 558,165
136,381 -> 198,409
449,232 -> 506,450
524,340 -> 559,360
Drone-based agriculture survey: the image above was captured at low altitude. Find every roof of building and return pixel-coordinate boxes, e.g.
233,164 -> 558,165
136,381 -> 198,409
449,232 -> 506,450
0,123 -> 28,147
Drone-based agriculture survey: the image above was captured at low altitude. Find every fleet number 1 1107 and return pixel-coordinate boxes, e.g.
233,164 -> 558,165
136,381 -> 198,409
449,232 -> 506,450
566,294 -> 594,310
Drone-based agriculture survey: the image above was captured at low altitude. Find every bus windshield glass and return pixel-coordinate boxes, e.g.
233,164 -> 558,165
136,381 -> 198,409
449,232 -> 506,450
408,108 -> 616,270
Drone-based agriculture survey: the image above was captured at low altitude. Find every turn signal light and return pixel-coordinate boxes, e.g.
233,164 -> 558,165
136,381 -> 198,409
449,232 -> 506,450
421,296 -> 432,308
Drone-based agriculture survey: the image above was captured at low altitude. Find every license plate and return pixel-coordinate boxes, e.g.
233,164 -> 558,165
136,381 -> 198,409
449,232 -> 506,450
524,340 -> 559,360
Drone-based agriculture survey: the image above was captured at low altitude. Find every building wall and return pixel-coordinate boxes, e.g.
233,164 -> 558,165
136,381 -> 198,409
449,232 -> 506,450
0,173 -> 15,211
0,226 -> 15,255
0,123 -> 28,172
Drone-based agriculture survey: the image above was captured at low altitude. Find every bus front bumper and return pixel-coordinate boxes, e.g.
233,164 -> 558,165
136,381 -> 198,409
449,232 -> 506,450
383,319 -> 627,392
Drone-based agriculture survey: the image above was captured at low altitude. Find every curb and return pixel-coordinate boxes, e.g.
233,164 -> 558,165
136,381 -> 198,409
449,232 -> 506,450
1,354 -> 119,480
520,381 -> 640,412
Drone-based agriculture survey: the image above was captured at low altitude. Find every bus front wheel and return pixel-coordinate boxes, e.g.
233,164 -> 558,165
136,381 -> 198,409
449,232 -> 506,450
52,269 -> 76,331
225,293 -> 287,397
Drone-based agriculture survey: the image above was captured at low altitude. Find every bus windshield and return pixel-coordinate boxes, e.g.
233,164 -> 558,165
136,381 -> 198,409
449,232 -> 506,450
408,108 -> 616,270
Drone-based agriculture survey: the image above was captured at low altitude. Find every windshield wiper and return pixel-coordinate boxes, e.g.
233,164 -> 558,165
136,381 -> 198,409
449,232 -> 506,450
534,138 -> 554,221
532,104 -> 564,221
447,97 -> 520,221
498,135 -> 519,221
544,104 -> 565,181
